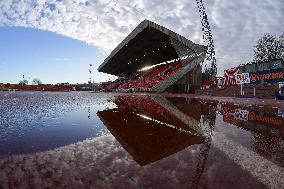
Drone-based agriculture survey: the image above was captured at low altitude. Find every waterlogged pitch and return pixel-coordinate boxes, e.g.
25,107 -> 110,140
0,91 -> 283,188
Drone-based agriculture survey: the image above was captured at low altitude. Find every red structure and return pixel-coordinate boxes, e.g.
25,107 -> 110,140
0,84 -> 80,91
106,61 -> 183,92
224,67 -> 239,86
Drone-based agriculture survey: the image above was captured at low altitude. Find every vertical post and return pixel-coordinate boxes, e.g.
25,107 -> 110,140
89,64 -> 93,91
253,86 -> 256,97
22,74 -> 25,86
240,84 -> 243,96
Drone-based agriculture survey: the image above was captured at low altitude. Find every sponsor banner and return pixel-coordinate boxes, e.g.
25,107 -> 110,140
222,104 -> 284,137
223,104 -> 284,127
235,73 -> 250,85
234,109 -> 249,121
248,112 -> 283,127
250,68 -> 284,84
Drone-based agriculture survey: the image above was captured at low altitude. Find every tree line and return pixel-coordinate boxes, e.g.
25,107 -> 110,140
253,32 -> 284,62
203,31 -> 284,79
19,78 -> 42,85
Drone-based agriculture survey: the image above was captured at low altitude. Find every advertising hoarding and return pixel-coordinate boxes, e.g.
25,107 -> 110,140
250,68 -> 284,84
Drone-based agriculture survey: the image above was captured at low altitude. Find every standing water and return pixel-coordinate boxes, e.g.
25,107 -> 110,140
0,91 -> 283,188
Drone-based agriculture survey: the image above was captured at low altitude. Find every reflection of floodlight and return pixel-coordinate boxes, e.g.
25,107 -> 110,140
139,65 -> 154,71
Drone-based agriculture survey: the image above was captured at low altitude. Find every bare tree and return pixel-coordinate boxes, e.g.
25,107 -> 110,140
19,80 -> 28,85
253,33 -> 284,62
280,32 -> 284,59
32,78 -> 42,85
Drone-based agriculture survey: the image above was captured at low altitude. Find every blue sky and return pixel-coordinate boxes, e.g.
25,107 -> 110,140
0,0 -> 283,84
0,27 -> 113,84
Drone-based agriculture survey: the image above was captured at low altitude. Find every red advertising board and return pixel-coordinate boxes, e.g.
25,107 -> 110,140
250,68 -> 284,84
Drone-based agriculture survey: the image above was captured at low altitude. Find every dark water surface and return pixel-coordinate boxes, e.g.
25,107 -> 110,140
0,91 -> 283,189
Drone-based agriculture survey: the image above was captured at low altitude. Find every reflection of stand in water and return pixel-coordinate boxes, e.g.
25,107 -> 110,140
154,96 -> 217,188
98,95 -> 206,166
98,94 -> 217,186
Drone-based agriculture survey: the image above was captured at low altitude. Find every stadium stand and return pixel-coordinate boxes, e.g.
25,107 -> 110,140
98,20 -> 206,93
105,61 -> 183,92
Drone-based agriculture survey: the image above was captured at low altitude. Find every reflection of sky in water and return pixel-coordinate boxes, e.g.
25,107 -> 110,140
0,92 -> 283,188
0,91 -> 115,154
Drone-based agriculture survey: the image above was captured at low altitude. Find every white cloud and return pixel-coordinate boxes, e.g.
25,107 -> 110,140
0,0 -> 283,75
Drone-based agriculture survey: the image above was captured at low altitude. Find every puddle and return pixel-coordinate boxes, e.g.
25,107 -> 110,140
0,91 -> 283,188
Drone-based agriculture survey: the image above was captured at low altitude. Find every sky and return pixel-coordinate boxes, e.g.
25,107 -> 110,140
0,27 -> 112,84
0,0 -> 283,84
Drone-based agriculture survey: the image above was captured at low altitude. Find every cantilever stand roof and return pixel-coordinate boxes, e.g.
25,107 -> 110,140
98,20 -> 206,75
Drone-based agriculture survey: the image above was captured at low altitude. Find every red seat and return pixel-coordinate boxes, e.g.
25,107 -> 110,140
106,61 -> 183,91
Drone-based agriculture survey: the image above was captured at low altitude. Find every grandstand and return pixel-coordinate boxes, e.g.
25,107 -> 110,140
98,20 -> 207,93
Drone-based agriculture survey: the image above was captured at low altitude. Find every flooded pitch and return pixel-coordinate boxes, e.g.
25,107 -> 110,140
0,91 -> 283,189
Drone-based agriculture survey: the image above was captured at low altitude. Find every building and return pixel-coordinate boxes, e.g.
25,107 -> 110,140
98,20 -> 206,93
